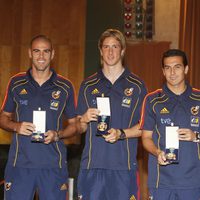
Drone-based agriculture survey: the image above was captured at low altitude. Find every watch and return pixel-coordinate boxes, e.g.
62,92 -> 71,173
119,129 -> 126,140
195,131 -> 200,142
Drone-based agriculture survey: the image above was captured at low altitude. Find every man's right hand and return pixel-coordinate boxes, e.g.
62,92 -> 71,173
157,150 -> 170,165
77,108 -> 100,134
80,108 -> 100,123
15,122 -> 35,136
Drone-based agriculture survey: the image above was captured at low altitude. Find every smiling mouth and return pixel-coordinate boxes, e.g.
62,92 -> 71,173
107,56 -> 114,60
169,76 -> 177,80
38,60 -> 45,63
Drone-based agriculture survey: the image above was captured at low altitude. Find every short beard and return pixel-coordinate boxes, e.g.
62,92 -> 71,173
33,63 -> 50,72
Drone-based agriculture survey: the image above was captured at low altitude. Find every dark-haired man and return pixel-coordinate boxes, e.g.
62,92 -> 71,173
140,49 -> 200,200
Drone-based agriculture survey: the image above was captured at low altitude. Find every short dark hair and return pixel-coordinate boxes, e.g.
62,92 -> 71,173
30,34 -> 53,49
162,49 -> 188,67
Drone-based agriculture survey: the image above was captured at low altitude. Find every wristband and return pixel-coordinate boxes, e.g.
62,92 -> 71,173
119,129 -> 126,140
194,131 -> 200,142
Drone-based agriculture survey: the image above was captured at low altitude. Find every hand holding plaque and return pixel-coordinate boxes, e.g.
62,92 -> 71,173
31,107 -> 46,142
96,96 -> 111,135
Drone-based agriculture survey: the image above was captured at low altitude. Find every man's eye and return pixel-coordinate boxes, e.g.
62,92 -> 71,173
44,49 -> 51,53
175,65 -> 182,69
33,49 -> 40,53
164,66 -> 169,70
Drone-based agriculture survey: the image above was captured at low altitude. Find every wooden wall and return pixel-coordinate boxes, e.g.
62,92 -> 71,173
0,0 -> 86,144
125,41 -> 171,92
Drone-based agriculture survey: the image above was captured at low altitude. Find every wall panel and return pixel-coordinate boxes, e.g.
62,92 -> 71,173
125,41 -> 171,92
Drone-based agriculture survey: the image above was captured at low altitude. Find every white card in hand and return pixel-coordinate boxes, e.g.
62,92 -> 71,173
33,110 -> 46,133
165,126 -> 179,149
96,97 -> 111,116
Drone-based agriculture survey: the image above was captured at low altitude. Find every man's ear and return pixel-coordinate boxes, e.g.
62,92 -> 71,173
184,65 -> 189,75
51,49 -> 55,60
121,49 -> 125,57
28,48 -> 32,59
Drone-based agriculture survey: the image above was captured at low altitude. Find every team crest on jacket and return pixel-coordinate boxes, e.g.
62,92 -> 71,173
52,90 -> 61,99
124,88 -> 133,96
191,106 -> 199,115
5,182 -> 12,191
78,194 -> 83,200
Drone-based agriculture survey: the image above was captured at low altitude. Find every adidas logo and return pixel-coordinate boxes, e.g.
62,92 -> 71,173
130,195 -> 136,200
91,88 -> 99,94
160,107 -> 169,114
19,89 -> 27,95
60,183 -> 68,191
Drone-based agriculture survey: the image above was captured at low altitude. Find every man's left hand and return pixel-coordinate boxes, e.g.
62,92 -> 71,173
103,128 -> 121,143
178,128 -> 196,141
44,130 -> 59,144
